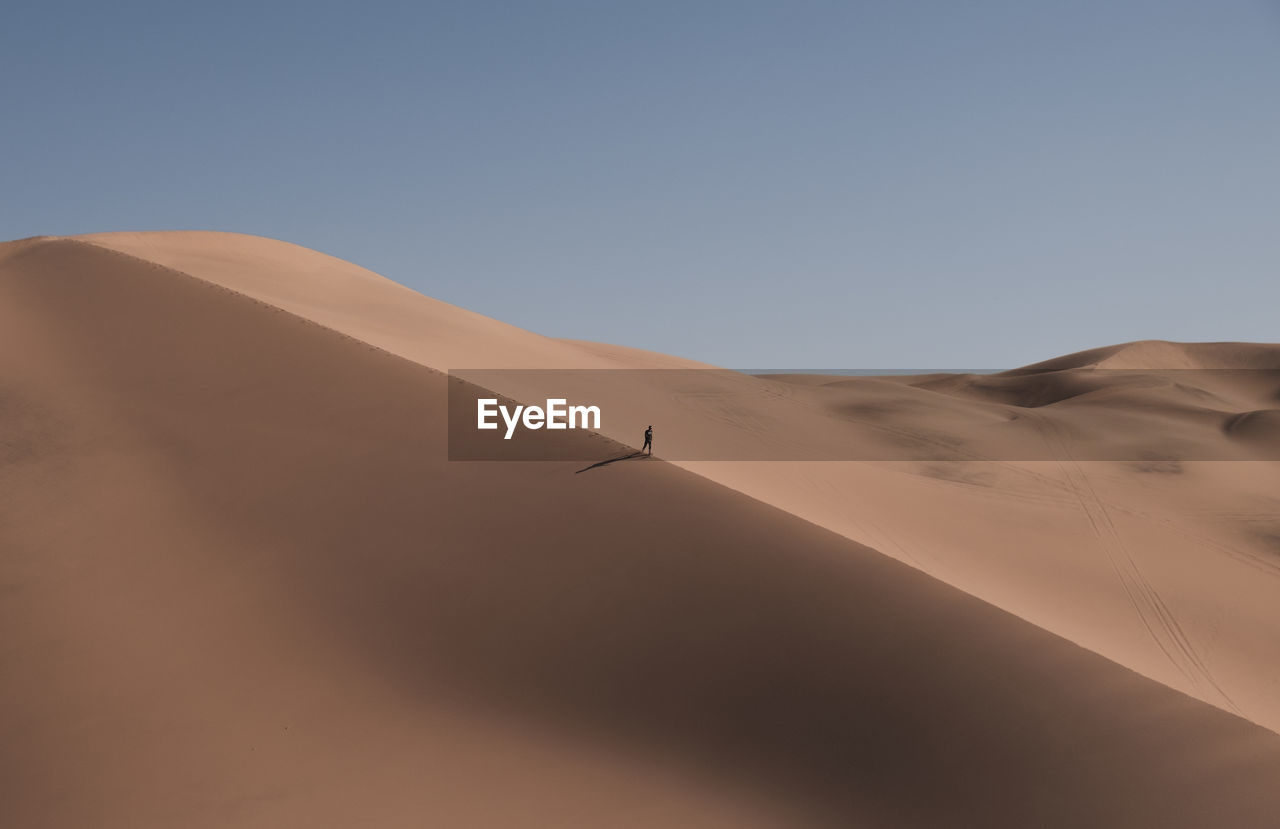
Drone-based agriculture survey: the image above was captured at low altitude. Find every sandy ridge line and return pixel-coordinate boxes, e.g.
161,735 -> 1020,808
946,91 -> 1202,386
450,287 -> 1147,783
62,235 -> 672,471
60,236 -> 601,460
55,239 -> 854,524
62,237 -> 454,382
48,238 -> 1004,624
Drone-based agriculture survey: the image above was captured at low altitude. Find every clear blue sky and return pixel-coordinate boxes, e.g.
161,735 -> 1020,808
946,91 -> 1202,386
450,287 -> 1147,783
5,1 -> 1278,368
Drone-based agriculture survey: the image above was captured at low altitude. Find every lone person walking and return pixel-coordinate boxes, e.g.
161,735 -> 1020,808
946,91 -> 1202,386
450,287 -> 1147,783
642,425 -> 653,456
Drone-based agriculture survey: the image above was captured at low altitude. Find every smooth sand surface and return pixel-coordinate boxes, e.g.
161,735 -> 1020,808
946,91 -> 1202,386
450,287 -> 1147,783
5,233 -> 1280,826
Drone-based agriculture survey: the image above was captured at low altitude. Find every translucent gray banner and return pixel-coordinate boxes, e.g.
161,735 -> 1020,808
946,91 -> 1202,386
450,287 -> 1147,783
447,369 -> 1280,461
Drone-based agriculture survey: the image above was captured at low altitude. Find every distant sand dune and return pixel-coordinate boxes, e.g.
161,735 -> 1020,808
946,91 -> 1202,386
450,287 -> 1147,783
4,233 -> 1280,827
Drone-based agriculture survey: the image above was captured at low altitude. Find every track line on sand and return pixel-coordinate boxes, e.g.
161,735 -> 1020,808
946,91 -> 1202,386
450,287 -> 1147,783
1034,414 -> 1243,715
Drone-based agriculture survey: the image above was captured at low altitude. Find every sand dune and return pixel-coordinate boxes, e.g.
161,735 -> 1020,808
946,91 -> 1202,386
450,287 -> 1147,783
1011,339 -> 1280,372
73,232 -> 1280,734
5,233 -> 1280,826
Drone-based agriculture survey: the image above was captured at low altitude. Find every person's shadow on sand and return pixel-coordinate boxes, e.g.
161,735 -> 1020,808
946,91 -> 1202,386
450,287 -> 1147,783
575,451 -> 647,474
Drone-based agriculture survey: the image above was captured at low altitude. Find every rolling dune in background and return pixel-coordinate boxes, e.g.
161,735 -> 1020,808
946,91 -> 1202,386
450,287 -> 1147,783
4,233 -> 1280,827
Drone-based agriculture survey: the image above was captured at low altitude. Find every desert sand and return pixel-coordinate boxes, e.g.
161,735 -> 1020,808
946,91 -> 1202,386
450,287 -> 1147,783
4,232 -> 1280,827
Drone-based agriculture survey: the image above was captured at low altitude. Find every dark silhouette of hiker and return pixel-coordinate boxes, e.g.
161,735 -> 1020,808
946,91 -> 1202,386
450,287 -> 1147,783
642,425 -> 653,455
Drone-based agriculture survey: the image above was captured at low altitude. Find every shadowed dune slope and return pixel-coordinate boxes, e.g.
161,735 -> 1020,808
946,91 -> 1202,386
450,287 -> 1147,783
6,242 -> 1280,826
